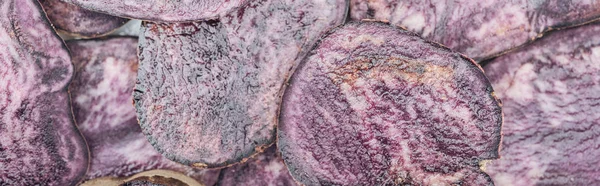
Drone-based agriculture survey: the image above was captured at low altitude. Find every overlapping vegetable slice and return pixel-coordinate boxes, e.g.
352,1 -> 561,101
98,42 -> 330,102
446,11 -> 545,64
216,145 -> 296,186
134,0 -> 347,168
278,21 -> 503,185
0,0 -> 88,185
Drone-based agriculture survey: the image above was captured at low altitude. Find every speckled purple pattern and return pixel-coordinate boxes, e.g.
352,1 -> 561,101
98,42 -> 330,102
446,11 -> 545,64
61,0 -> 249,22
350,0 -> 600,61
134,0 -> 347,168
278,22 -> 502,185
0,0 -> 88,185
484,23 -> 600,185
216,145 -> 297,186
39,0 -> 127,38
67,37 -> 220,185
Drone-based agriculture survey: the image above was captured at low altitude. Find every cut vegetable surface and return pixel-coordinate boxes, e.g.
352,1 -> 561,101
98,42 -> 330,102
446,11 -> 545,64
67,37 -> 220,185
278,21 -> 503,185
216,145 -> 296,186
350,0 -> 600,61
39,0 -> 127,38
134,0 -> 347,168
61,0 -> 249,22
81,170 -> 203,186
484,22 -> 600,185
0,0 -> 88,185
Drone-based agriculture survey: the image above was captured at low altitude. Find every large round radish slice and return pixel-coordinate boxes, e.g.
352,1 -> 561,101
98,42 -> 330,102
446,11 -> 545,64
134,0 -> 347,168
67,37 -> 220,185
484,22 -> 600,186
350,0 -> 600,61
278,21 -> 503,185
0,0 -> 88,185
61,0 -> 249,22
39,0 -> 128,38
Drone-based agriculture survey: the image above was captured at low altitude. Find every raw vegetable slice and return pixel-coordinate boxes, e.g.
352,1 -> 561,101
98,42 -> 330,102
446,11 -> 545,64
39,0 -> 127,38
484,22 -> 600,185
134,0 -> 347,168
0,0 -> 88,185
67,37 -> 220,185
61,0 -> 249,22
216,145 -> 296,186
350,0 -> 600,61
80,170 -> 203,186
278,21 -> 503,185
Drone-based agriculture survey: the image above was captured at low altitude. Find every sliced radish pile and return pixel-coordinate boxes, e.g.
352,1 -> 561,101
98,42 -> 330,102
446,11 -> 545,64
61,0 -> 249,22
216,145 -> 296,186
0,0 -> 87,185
350,0 -> 600,60
278,21 -> 503,185
39,0 -> 127,38
133,0 -> 347,168
67,37 -> 220,185
484,22 -> 600,185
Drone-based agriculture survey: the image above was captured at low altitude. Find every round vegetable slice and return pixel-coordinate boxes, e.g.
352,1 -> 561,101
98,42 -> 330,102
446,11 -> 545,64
39,0 -> 128,38
61,0 -> 249,22
484,22 -> 600,185
0,0 -> 88,185
278,21 -> 503,185
67,37 -> 220,185
216,145 -> 297,186
134,0 -> 347,168
350,0 -> 600,61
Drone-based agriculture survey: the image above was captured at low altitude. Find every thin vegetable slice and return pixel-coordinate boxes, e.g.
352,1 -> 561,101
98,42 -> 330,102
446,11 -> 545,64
67,37 -> 220,185
61,0 -> 249,22
278,21 -> 503,185
350,0 -> 600,61
134,0 -> 347,168
0,0 -> 88,185
39,0 -> 127,38
484,22 -> 600,186
216,145 -> 296,186
80,170 -> 203,186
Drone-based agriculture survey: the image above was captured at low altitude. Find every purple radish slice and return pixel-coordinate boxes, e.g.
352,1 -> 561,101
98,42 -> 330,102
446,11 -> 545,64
0,0 -> 88,185
278,21 -> 503,185
60,0 -> 249,22
66,37 -> 220,186
350,0 -> 600,61
484,22 -> 600,185
80,170 -> 203,186
216,145 -> 297,186
134,0 -> 347,168
39,0 -> 128,38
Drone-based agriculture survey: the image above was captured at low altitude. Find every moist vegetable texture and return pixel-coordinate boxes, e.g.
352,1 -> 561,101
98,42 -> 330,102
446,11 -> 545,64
67,37 -> 220,185
39,0 -> 127,38
350,0 -> 600,61
216,145 -> 297,186
484,22 -> 600,186
61,0 -> 249,22
134,0 -> 347,168
278,21 -> 503,185
0,0 -> 88,185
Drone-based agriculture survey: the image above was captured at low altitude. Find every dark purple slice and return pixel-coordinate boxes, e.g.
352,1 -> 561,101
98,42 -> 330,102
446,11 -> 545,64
350,0 -> 600,61
67,37 -> 220,185
134,0 -> 347,168
39,0 -> 128,38
278,21 -> 503,185
0,0 -> 88,185
81,170 -> 204,186
216,145 -> 297,186
61,0 -> 248,22
483,22 -> 600,185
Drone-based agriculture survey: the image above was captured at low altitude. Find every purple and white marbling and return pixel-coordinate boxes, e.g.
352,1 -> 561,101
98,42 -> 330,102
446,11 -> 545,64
67,37 -> 219,185
0,0 -> 88,185
484,22 -> 600,186
351,0 -> 600,61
